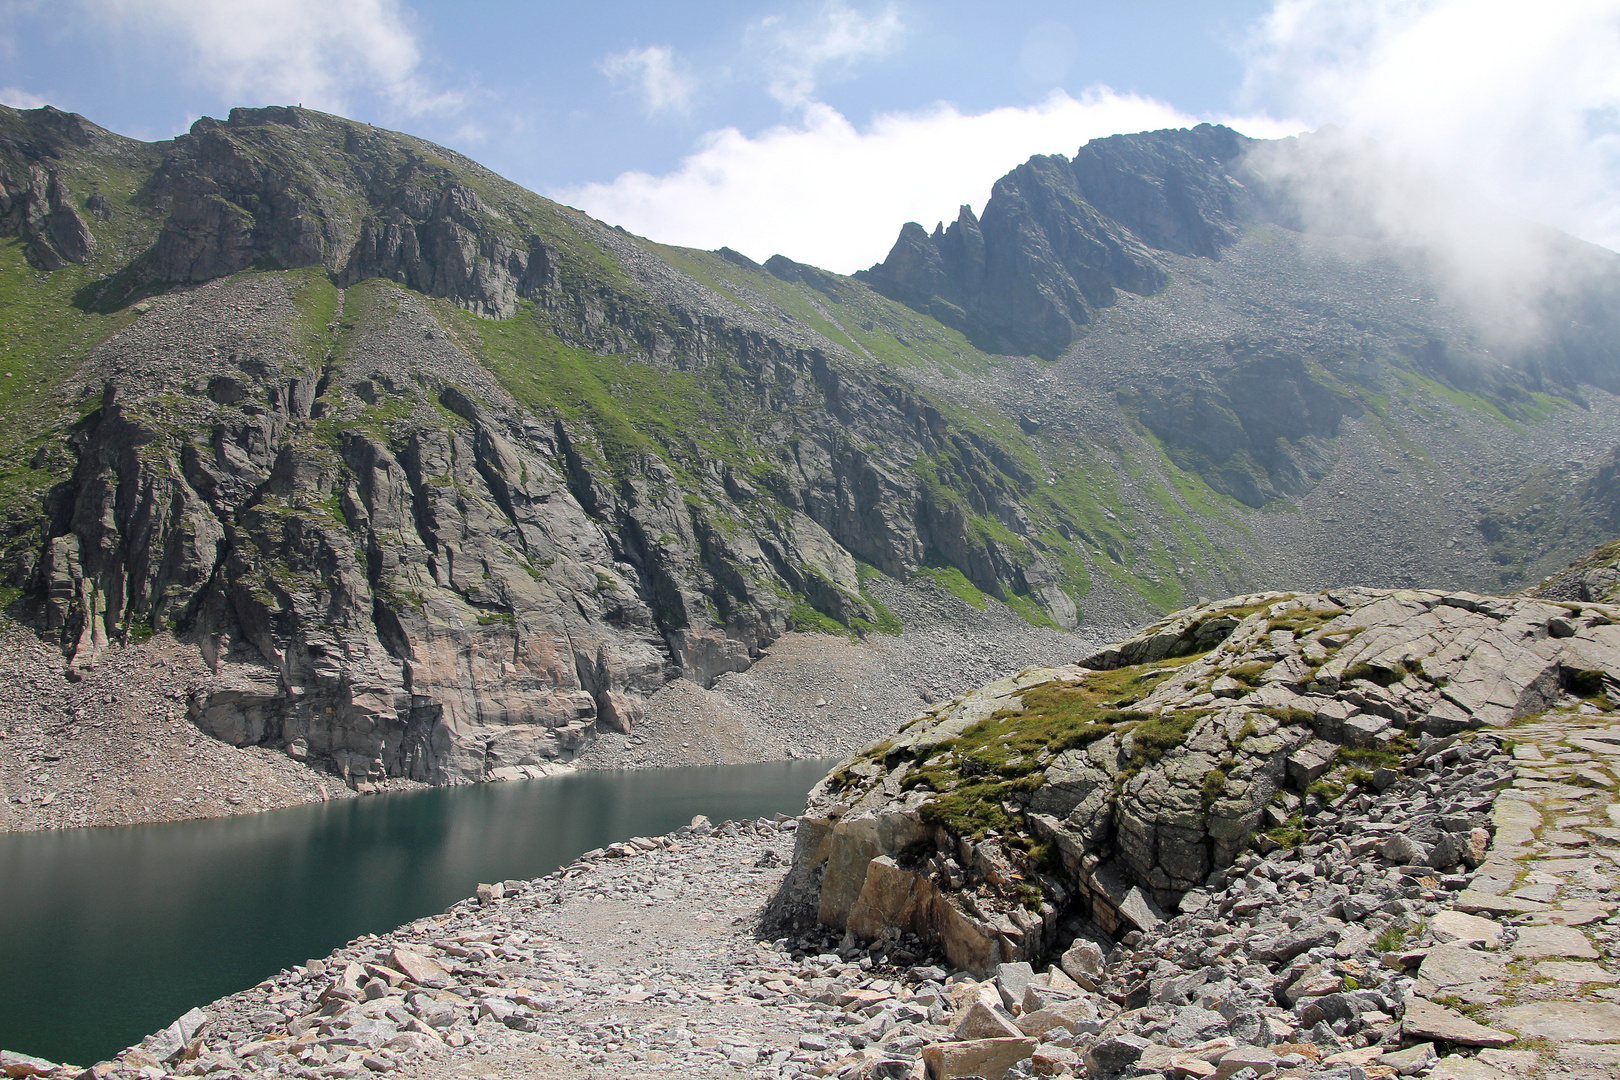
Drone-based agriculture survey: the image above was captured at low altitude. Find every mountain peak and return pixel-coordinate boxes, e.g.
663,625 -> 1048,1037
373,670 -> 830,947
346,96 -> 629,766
858,125 -> 1266,358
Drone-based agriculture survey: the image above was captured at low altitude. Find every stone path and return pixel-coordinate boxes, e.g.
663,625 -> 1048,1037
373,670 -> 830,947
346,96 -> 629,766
1432,711 -> 1620,1078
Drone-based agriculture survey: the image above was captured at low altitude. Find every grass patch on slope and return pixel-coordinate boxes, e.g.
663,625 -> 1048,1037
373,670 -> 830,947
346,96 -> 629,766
0,243 -> 140,519
895,654 -> 1204,839
918,563 -> 989,609
442,297 -> 780,485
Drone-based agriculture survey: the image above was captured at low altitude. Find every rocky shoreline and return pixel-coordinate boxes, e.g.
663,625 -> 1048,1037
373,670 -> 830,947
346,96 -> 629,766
0,624 -> 376,833
6,706 -> 1616,1080
3,598 -> 1615,1078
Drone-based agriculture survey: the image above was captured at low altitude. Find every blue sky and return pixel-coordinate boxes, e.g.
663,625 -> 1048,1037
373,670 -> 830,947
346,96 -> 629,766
3,1 -> 1618,271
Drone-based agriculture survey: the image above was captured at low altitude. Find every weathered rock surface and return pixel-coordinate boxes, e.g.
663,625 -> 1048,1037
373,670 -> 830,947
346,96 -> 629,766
0,623 -> 363,832
3,106 -> 1107,791
777,587 -> 1620,977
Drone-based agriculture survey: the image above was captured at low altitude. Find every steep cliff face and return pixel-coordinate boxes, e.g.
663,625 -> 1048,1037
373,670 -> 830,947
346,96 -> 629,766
4,102 -> 1620,792
38,262 -> 1100,786
4,107 -> 1114,787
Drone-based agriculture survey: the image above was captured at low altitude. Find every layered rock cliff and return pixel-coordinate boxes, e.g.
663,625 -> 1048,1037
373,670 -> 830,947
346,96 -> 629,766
0,106 -> 1104,788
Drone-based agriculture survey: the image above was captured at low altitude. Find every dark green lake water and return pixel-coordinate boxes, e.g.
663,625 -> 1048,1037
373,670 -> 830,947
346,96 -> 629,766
0,758 -> 834,1065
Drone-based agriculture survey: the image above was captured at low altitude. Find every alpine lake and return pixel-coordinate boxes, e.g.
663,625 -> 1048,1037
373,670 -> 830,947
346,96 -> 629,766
0,758 -> 836,1064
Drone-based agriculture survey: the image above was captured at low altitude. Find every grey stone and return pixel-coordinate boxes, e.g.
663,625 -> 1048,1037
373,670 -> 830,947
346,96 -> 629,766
1084,1034 -> 1151,1077
955,1001 -> 1023,1040
1535,960 -> 1616,983
1061,939 -> 1105,982
1418,944 -> 1508,994
1225,1011 -> 1278,1047
1250,921 -> 1340,964
1512,924 -> 1599,959
1496,1000 -> 1620,1042
1402,998 -> 1515,1047
994,962 -> 1037,1012
1427,1058 -> 1509,1080
1379,1042 -> 1437,1076
1382,834 -> 1431,865
1164,1006 -> 1229,1048
1429,911 -> 1503,948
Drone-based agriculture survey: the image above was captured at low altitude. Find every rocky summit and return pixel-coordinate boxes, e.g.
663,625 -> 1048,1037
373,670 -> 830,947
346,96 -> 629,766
3,102 -> 1620,798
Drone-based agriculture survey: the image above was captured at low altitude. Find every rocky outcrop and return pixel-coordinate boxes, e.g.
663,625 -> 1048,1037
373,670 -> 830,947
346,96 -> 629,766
778,587 -> 1620,974
853,125 -> 1369,507
79,107 -> 561,316
1534,536 -> 1620,604
31,251 -> 1090,788
0,106 -> 121,271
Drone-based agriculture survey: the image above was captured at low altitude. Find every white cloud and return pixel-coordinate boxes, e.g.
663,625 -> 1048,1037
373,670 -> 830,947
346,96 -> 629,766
554,89 -> 1294,274
1243,0 -> 1620,254
89,0 -> 459,117
0,86 -> 50,109
601,45 -> 694,117
752,1 -> 904,109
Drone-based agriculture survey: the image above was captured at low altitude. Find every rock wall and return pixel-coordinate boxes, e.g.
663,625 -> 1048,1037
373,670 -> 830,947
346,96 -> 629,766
28,257 -> 1085,787
858,125 -> 1256,360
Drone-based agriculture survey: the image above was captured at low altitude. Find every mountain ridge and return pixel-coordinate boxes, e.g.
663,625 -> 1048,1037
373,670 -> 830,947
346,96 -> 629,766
0,102 -> 1617,790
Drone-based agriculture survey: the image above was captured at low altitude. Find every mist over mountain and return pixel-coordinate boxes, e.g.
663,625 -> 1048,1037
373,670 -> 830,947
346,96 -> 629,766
1,102 -> 1616,789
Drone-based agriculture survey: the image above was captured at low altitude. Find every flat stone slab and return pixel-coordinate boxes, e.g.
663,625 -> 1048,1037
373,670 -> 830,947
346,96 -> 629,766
1430,911 -> 1504,948
1535,857 -> 1602,874
1497,1000 -> 1620,1042
1377,1042 -> 1436,1074
1419,944 -> 1508,993
1404,998 -> 1516,1047
1476,1049 -> 1541,1070
1453,891 -> 1549,916
1558,1044 -> 1620,1074
1536,960 -> 1617,983
1509,883 -> 1559,903
1529,901 -> 1612,926
1512,923 -> 1600,959
1427,1058 -> 1508,1080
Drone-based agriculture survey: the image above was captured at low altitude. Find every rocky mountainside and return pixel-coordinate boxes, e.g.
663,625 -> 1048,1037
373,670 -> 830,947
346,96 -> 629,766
2,103 -> 1619,791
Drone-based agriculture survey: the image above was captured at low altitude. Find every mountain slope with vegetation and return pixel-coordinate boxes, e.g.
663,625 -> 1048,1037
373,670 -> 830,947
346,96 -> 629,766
1,103 -> 1617,789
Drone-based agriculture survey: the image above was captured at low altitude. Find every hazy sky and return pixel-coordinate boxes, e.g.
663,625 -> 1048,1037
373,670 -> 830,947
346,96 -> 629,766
3,1 -> 1617,272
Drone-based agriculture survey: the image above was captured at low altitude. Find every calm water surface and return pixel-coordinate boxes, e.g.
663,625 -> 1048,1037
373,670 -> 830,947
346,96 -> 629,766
0,758 -> 835,1065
